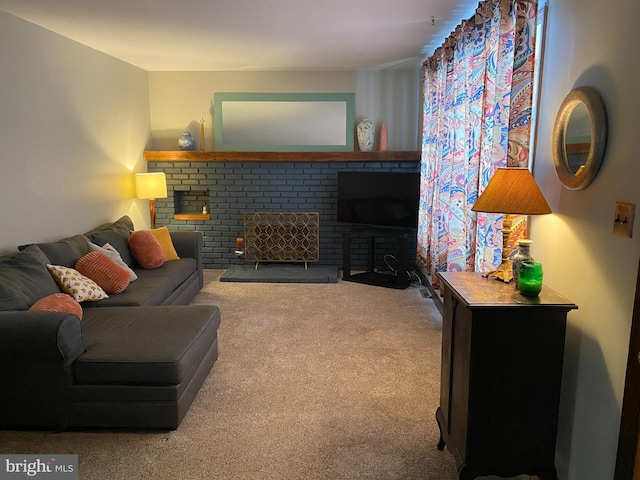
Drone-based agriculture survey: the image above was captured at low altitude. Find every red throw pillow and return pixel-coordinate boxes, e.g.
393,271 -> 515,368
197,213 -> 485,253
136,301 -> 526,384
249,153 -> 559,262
76,251 -> 131,294
29,293 -> 83,320
128,230 -> 166,269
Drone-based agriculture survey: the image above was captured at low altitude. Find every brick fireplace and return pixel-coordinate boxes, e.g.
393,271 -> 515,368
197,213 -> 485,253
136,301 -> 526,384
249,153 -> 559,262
146,158 -> 419,270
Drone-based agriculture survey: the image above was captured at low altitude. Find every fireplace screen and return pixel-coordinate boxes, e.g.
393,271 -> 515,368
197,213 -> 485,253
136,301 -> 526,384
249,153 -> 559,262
243,212 -> 320,269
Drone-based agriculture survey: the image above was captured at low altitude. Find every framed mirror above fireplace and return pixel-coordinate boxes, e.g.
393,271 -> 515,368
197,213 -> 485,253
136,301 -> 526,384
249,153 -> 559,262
213,92 -> 355,152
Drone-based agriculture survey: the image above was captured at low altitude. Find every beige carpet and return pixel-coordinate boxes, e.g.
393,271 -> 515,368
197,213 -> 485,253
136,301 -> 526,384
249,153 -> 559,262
0,270 -> 461,479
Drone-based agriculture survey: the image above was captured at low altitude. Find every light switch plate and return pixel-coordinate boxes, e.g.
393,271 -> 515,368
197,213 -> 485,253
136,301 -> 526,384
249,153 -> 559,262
613,201 -> 635,238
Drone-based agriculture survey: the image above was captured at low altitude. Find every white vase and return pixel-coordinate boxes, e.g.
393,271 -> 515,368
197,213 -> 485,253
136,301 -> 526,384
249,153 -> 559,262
512,239 -> 533,287
356,119 -> 375,152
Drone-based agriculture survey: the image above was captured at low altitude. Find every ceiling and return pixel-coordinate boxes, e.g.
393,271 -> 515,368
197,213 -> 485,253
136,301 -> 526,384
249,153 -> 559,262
0,0 -> 478,71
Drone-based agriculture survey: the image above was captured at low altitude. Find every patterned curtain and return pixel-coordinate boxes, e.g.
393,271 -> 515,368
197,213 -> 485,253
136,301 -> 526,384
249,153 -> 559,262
417,0 -> 538,286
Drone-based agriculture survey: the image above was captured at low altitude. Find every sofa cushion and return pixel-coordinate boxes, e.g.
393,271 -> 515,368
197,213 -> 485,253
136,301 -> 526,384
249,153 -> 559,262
76,252 -> 131,294
84,215 -> 135,267
75,305 -> 221,385
47,264 -> 109,302
147,227 -> 180,261
128,230 -> 165,269
0,245 -> 62,311
88,242 -> 138,281
82,258 -> 197,307
29,293 -> 83,320
20,234 -> 90,267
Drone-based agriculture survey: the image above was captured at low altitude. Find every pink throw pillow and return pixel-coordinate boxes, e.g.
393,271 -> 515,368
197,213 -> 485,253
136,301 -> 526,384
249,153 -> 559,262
76,251 -> 131,294
128,230 -> 166,269
29,293 -> 83,320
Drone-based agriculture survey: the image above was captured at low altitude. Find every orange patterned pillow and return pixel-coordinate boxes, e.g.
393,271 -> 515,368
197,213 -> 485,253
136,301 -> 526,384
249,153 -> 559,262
87,242 -> 137,281
128,230 -> 166,269
29,293 -> 83,320
76,252 -> 131,294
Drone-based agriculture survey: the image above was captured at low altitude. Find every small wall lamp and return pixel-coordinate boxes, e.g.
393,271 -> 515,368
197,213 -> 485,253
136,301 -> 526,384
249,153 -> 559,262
471,167 -> 551,282
135,172 -> 167,229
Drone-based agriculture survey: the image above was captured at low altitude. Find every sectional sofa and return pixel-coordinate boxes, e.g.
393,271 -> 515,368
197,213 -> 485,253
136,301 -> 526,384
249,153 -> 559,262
0,216 -> 220,430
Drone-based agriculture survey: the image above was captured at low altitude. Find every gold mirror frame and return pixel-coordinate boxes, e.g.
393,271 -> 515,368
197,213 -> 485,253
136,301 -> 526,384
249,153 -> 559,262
552,86 -> 607,190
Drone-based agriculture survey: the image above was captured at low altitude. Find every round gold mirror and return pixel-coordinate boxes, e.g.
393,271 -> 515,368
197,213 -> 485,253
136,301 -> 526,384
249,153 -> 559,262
552,86 -> 607,190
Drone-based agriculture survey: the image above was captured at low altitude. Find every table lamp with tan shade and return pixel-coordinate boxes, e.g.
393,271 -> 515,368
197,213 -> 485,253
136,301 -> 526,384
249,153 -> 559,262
471,167 -> 551,282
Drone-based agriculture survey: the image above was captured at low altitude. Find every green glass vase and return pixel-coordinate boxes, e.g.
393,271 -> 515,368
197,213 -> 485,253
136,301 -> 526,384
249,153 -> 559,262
518,261 -> 543,297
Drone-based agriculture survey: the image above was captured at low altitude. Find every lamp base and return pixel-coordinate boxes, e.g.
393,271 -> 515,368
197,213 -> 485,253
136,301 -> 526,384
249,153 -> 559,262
481,213 -> 520,283
482,260 -> 514,283
149,198 -> 156,229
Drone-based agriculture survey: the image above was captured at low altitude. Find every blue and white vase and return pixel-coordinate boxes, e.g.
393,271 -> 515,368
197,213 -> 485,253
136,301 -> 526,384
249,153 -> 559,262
512,239 -> 533,287
356,119 -> 375,152
178,132 -> 196,151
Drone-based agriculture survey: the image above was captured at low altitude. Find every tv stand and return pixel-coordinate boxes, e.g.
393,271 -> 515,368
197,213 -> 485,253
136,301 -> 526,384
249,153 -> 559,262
342,227 -> 411,289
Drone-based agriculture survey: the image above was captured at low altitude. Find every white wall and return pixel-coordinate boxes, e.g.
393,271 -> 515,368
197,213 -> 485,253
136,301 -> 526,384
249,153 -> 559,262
532,0 -> 640,478
0,12 -> 151,254
147,69 -> 420,151
356,69 -> 421,150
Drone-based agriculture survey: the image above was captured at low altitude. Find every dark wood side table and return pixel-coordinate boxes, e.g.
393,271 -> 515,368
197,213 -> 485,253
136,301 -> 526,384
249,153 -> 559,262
435,272 -> 577,480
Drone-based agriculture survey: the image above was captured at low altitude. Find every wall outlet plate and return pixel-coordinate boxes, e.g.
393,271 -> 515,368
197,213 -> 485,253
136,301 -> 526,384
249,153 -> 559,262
613,201 -> 635,238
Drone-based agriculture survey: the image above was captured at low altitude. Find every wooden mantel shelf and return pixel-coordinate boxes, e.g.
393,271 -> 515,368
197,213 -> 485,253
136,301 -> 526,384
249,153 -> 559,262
144,150 -> 420,163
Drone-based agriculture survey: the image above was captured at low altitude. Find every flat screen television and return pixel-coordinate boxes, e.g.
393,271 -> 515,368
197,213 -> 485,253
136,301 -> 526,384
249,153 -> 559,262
337,171 -> 420,230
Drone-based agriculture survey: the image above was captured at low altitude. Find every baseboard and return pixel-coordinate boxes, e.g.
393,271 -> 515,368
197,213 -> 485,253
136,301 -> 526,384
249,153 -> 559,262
415,263 -> 443,316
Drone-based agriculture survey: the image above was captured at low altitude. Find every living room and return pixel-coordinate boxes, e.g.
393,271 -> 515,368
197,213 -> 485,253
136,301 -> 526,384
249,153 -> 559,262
1,0 -> 639,478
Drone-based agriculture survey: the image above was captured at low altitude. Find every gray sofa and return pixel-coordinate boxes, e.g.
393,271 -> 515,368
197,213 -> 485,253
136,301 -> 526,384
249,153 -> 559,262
0,216 -> 220,430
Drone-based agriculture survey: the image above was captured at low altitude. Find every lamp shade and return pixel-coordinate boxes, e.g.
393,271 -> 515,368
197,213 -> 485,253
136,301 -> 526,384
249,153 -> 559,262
471,168 -> 551,215
135,172 -> 167,199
